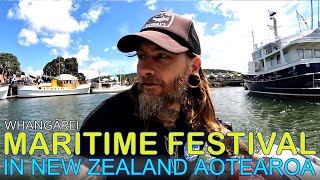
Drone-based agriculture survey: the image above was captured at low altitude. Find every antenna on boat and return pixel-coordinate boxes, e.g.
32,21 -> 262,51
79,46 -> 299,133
268,10 -> 278,39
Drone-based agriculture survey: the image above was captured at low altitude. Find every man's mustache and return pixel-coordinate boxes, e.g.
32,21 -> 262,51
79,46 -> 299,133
139,76 -> 163,85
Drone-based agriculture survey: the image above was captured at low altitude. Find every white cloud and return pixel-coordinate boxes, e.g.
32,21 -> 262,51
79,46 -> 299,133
24,66 -> 43,77
18,28 -> 38,46
111,46 -> 117,50
41,33 -> 71,49
196,1 -> 223,15
194,1 -> 309,73
63,45 -> 89,66
145,0 -> 157,11
182,13 -> 197,20
211,24 -> 221,30
104,48 -> 109,52
50,48 -> 58,56
89,58 -> 111,70
82,5 -> 105,23
80,57 -> 112,79
8,0 -> 106,48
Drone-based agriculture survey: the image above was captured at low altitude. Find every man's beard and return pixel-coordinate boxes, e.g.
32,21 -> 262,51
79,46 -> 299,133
138,70 -> 189,128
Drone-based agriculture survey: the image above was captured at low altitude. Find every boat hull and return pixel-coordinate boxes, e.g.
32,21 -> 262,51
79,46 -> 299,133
245,73 -> 320,97
0,86 -> 8,100
18,84 -> 91,98
91,86 -> 131,94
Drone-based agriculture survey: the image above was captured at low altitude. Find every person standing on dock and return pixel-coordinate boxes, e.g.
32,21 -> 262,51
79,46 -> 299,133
63,10 -> 264,180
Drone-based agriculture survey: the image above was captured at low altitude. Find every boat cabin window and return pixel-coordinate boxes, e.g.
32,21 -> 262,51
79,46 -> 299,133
277,54 -> 281,64
271,57 -> 276,66
283,51 -> 288,62
304,49 -> 313,59
297,49 -> 304,59
314,49 -> 320,58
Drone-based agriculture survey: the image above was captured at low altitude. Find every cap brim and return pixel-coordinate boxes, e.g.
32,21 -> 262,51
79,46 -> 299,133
117,31 -> 188,54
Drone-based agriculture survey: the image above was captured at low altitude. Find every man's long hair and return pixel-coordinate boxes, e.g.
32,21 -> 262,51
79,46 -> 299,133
184,67 -> 223,133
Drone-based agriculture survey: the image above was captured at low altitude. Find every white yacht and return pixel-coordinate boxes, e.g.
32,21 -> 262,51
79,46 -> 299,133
91,81 -> 131,94
18,74 -> 91,98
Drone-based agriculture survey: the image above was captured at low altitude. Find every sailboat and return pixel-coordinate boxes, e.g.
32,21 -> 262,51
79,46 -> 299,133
244,4 -> 320,97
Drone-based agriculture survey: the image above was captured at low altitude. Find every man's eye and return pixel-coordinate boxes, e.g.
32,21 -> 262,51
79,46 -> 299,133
159,53 -> 169,59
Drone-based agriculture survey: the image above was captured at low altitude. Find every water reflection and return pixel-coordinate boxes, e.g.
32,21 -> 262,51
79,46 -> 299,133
211,87 -> 320,154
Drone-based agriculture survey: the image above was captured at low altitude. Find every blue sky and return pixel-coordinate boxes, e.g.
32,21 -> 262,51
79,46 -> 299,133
0,0 -> 313,79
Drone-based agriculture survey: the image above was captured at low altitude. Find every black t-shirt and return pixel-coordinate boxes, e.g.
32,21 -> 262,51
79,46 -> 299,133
78,88 -> 223,179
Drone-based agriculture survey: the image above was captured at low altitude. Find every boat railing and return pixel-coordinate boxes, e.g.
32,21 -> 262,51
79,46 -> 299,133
246,72 -> 320,83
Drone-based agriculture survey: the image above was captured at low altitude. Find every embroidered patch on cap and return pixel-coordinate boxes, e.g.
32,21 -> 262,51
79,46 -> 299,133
184,142 -> 200,162
144,11 -> 174,28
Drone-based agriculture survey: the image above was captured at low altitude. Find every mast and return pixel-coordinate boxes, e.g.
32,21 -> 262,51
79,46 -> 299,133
58,55 -> 61,77
59,56 -> 60,76
269,10 -> 278,39
98,70 -> 101,89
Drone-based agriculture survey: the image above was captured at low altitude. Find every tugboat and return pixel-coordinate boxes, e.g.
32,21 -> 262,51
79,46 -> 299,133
244,9 -> 320,97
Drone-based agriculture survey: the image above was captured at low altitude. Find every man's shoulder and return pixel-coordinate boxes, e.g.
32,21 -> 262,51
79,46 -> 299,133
80,89 -> 138,132
91,89 -> 135,116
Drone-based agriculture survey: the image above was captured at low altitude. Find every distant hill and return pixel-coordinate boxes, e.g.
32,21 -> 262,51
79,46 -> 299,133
91,69 -> 240,82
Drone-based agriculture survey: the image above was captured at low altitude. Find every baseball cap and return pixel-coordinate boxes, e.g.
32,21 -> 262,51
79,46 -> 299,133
117,11 -> 201,55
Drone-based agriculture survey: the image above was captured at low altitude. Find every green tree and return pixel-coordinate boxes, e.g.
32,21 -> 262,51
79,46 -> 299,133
64,57 -> 78,75
43,56 -> 86,80
0,53 -> 21,81
76,73 -> 86,81
43,56 -> 65,77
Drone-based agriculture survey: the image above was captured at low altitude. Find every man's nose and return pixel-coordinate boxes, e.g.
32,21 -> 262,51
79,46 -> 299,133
138,57 -> 156,76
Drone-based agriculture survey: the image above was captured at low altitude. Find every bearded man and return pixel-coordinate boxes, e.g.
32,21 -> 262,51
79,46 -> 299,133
66,11 -> 265,180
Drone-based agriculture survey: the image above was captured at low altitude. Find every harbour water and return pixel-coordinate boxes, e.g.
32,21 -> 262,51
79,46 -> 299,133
0,87 -> 319,179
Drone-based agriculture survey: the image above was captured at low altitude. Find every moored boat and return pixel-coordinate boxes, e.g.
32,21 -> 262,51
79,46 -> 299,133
91,82 -> 131,94
244,9 -> 320,97
18,74 -> 91,98
0,85 -> 8,100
